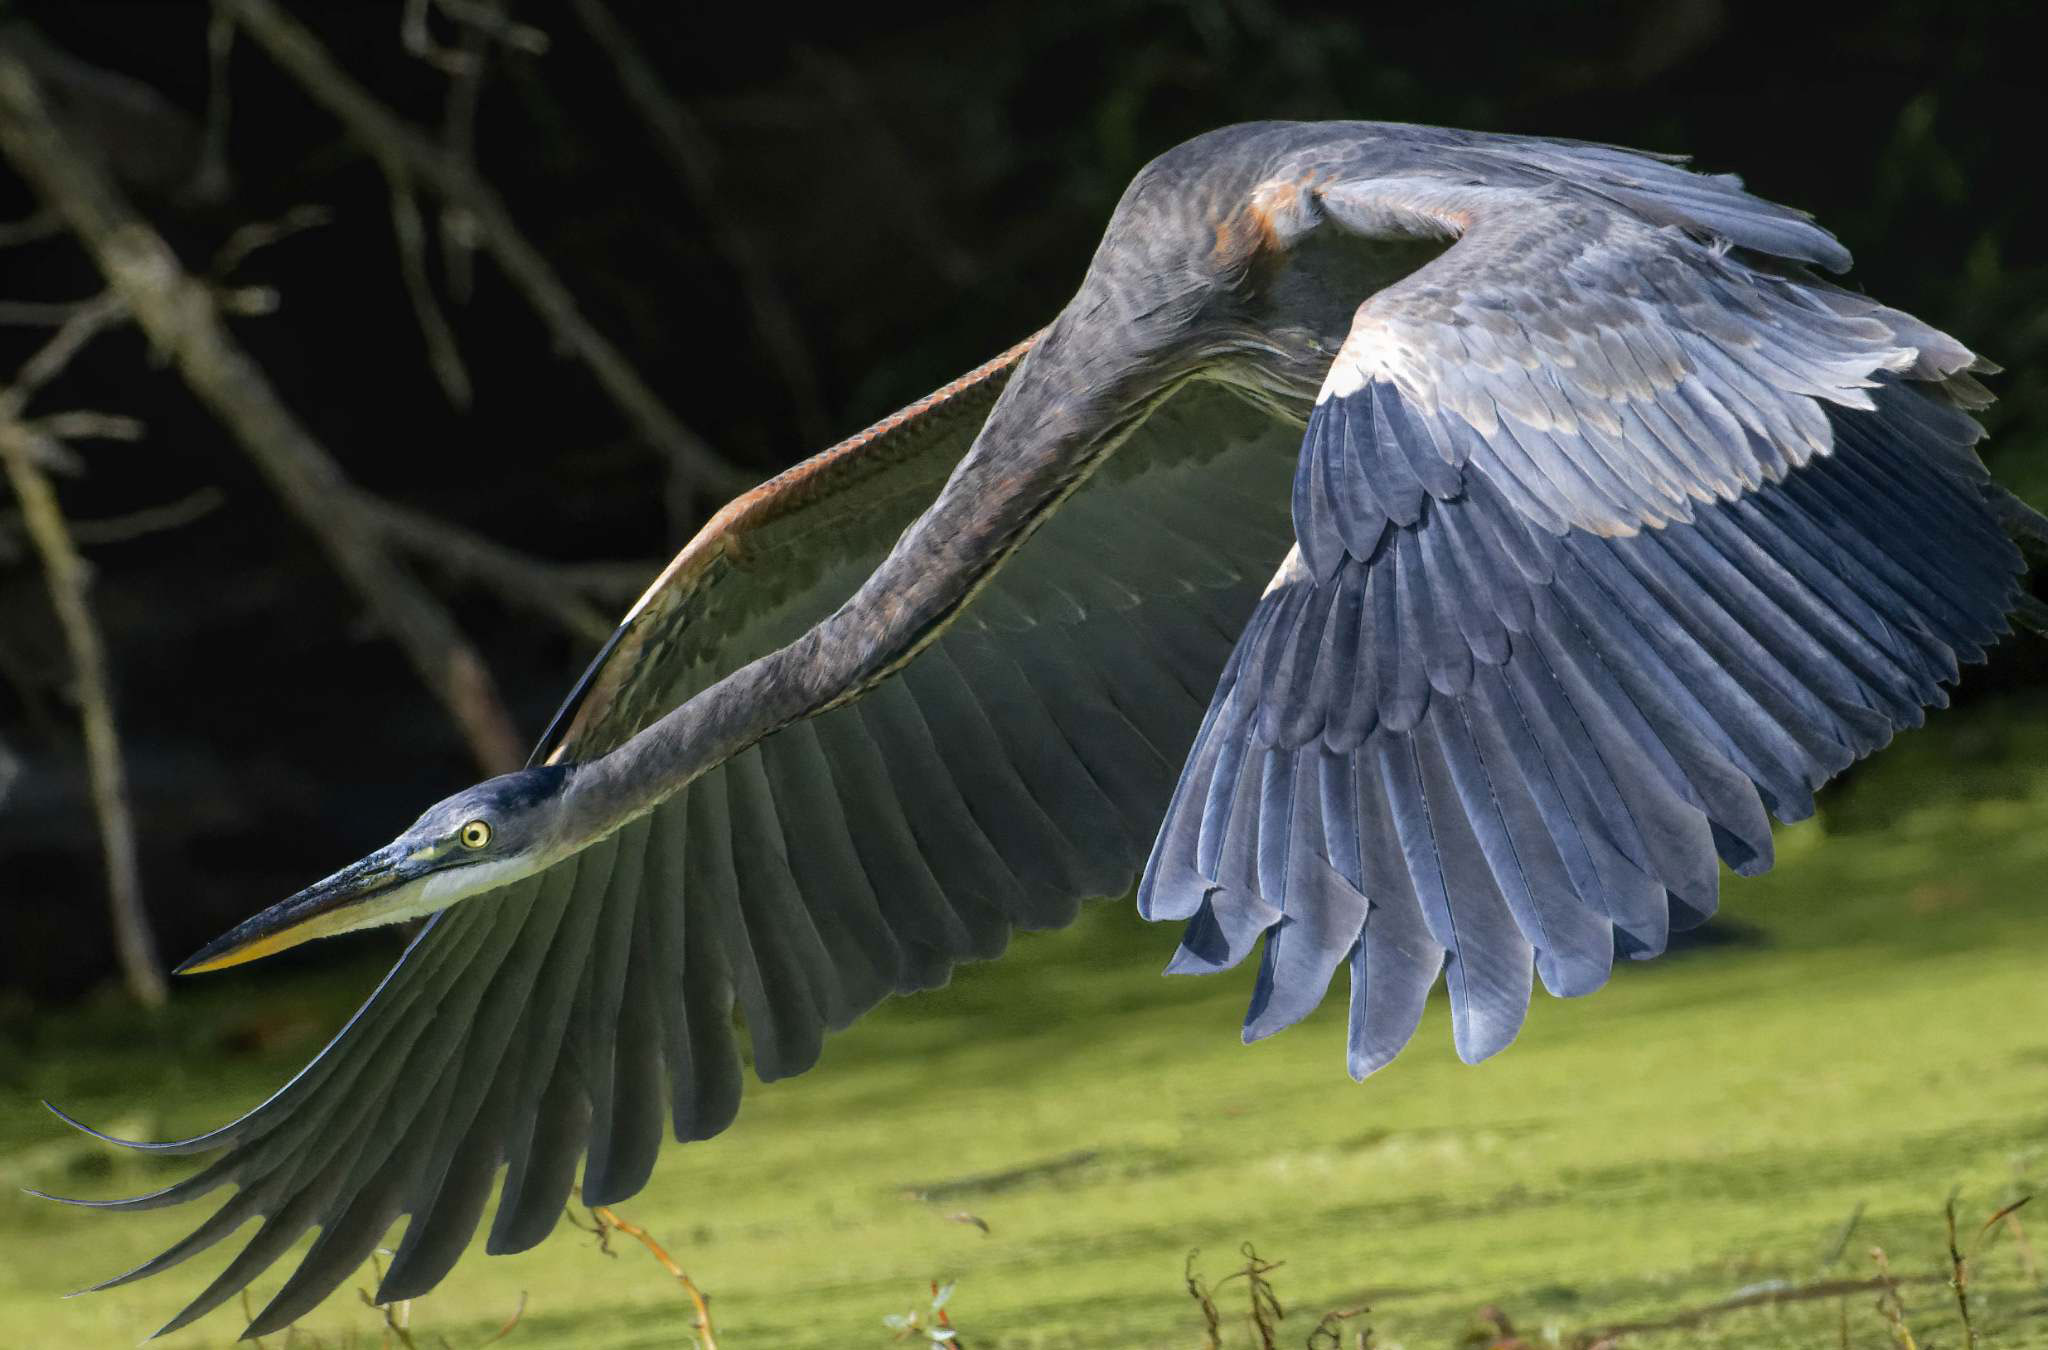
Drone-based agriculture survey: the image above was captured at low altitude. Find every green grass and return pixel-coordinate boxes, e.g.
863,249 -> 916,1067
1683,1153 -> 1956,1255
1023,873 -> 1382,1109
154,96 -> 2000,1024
5,696 -> 2048,1348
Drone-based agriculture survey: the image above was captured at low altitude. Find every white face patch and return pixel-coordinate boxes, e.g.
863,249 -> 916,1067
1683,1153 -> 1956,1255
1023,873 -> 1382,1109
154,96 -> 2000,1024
319,852 -> 544,940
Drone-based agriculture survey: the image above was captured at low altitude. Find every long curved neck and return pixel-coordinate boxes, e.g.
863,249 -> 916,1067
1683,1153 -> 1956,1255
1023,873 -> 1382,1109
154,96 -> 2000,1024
570,305 -> 1174,834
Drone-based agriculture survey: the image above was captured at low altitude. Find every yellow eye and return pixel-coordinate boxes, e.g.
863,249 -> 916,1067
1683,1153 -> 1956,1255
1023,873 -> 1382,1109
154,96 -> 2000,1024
459,820 -> 492,850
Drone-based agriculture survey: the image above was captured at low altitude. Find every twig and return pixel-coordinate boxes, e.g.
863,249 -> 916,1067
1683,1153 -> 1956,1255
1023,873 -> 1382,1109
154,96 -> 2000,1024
351,489 -> 629,643
211,203 -> 334,279
1225,1242 -> 1285,1350
435,7 -> 486,304
2004,1210 -> 2044,1287
60,487 -> 224,545
1306,1305 -> 1371,1349
0,299 -> 104,326
403,0 -> 546,73
571,0 -> 825,443
0,45 -> 525,775
1184,1250 -> 1224,1350
0,292 -> 127,420
0,415 -> 166,1009
33,410 -> 145,443
0,289 -> 164,1007
1949,1197 -> 1978,1349
389,175 -> 472,407
590,1205 -> 717,1350
239,1289 -> 267,1350
1872,1247 -> 1920,1350
401,0 -> 477,76
0,206 -> 59,246
192,3 -> 235,205
2,487 -> 220,556
474,1291 -> 527,1347
1821,1201 -> 1866,1268
437,0 -> 549,56
227,0 -> 749,505
357,1252 -> 419,1350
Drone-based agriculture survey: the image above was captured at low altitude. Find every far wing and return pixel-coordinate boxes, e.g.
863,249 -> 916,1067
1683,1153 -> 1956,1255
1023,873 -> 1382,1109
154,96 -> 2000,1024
1144,160 -> 2034,1075
57,353 -> 1301,1338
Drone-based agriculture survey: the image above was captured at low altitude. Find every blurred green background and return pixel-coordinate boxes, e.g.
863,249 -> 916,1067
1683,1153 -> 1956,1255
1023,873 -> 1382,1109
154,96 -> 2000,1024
1,1 -> 2045,1345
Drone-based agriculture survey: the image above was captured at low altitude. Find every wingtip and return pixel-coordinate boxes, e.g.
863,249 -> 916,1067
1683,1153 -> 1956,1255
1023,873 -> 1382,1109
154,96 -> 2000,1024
42,1099 -> 156,1151
24,1184 -> 80,1208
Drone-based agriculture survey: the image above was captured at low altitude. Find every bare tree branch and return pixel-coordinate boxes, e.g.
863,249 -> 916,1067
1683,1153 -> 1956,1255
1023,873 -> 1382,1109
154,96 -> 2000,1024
0,291 -> 127,416
0,44 -> 526,776
0,206 -> 59,246
350,489 -> 632,645
570,0 -> 827,443
226,0 -> 749,503
0,298 -> 105,326
390,175 -> 473,407
0,403 -> 164,1007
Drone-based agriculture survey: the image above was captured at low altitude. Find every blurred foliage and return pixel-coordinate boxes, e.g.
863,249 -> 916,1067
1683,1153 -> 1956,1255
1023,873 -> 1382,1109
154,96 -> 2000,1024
0,1 -> 2042,997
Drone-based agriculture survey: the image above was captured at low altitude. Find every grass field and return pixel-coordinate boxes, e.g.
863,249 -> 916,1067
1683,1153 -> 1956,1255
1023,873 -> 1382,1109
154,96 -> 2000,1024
4,695 -> 2048,1349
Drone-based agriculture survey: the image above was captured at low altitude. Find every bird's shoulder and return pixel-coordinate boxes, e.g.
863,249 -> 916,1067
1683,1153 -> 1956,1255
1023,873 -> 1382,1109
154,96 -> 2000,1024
539,334 -> 1039,763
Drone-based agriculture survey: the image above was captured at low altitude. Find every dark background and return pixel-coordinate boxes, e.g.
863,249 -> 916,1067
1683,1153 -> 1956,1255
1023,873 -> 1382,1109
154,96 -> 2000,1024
2,0 -> 2044,1004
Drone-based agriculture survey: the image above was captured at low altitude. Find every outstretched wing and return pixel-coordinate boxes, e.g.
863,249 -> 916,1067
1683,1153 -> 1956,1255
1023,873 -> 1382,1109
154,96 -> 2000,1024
52,347 -> 1303,1337
51,125 -> 2042,1340
1143,157 -> 2034,1076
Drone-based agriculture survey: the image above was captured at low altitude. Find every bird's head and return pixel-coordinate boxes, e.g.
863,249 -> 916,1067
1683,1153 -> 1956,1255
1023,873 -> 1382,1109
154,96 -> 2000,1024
175,765 -> 576,974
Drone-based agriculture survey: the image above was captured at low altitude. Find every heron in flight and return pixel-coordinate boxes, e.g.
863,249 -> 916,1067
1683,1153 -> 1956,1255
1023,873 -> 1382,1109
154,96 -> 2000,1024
44,121 -> 2046,1337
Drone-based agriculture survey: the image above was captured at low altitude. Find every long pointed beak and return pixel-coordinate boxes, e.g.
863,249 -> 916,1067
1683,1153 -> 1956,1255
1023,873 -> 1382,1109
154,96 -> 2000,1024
174,842 -> 425,975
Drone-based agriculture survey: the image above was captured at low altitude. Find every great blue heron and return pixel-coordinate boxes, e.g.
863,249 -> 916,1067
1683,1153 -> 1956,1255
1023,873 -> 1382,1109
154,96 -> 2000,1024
43,120 -> 2046,1338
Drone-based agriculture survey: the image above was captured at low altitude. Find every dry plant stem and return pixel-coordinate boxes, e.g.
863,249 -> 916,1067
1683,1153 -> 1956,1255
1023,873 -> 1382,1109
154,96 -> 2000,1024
591,1205 -> 717,1350
225,0 -> 749,503
1184,1250 -> 1224,1350
0,47 -> 525,775
2005,1211 -> 2044,1285
0,417 -> 166,1008
1872,1246 -> 1920,1350
1948,1198 -> 1977,1349
475,1290 -> 528,1347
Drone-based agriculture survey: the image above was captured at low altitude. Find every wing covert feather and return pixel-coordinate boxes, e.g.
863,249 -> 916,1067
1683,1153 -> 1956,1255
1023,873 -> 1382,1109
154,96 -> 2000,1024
1147,140 -> 2028,1084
